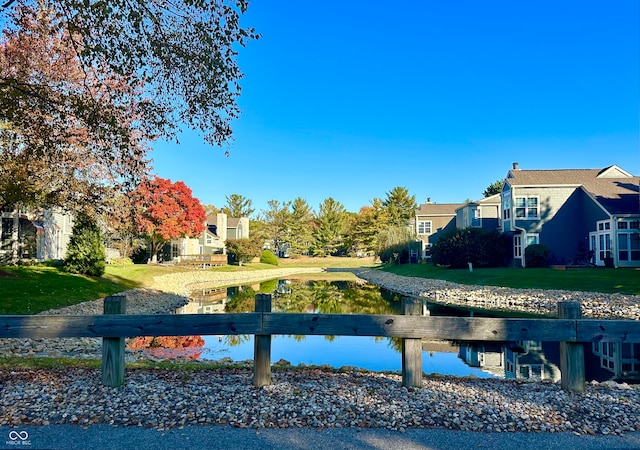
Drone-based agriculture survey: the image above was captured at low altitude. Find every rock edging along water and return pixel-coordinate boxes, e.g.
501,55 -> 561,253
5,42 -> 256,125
0,268 -> 325,359
152,267 -> 325,296
345,268 -> 640,320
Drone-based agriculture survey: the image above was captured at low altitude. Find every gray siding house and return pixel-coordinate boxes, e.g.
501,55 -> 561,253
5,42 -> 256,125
500,163 -> 640,267
1,207 -> 73,262
167,213 -> 250,261
455,194 -> 501,230
412,200 -> 465,259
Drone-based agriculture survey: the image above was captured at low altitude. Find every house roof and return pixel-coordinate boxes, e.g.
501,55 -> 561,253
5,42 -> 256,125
455,194 -> 501,212
415,203 -> 465,216
505,165 -> 640,215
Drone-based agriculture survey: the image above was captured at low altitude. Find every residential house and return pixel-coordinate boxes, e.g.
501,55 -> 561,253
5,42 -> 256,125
411,200 -> 465,259
500,162 -> 640,267
455,194 -> 501,230
166,213 -> 250,262
1,207 -> 73,263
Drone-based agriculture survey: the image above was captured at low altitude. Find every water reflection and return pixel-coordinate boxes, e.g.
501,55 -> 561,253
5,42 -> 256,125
128,279 -> 640,382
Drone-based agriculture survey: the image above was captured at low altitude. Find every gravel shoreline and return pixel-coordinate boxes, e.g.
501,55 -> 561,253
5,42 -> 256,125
1,267 -> 639,435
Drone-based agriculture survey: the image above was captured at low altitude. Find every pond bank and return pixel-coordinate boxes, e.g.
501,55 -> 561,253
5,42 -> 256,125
345,268 -> 640,320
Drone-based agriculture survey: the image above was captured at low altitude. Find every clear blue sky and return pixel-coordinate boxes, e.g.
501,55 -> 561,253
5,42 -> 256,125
151,0 -> 639,216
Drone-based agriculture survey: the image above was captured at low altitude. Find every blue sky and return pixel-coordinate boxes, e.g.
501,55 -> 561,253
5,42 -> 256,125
150,0 -> 639,216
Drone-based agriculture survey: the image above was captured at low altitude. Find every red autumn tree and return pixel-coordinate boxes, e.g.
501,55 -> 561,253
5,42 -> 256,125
133,177 -> 207,263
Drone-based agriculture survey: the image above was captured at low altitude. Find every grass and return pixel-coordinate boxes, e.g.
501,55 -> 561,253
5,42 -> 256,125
0,256 -> 378,315
0,265 -> 128,315
381,263 -> 640,295
2,256 -> 638,316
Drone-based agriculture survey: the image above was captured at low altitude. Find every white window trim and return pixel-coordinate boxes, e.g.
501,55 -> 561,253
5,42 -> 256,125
514,196 -> 539,220
514,233 -> 539,259
514,235 -> 522,258
417,220 -> 432,235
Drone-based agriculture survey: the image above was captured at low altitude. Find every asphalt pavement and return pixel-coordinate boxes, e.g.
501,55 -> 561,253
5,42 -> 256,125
2,425 -> 639,450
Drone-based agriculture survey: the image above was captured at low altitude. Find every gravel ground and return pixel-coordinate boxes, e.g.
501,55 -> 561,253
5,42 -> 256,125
1,267 -> 640,438
1,366 -> 639,436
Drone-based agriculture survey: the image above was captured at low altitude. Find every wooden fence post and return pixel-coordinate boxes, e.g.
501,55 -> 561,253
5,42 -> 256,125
558,301 -> 585,393
254,294 -> 272,387
402,297 -> 423,388
102,295 -> 127,387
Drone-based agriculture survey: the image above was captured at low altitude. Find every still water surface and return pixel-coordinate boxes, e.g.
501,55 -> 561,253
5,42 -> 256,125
129,279 -> 640,383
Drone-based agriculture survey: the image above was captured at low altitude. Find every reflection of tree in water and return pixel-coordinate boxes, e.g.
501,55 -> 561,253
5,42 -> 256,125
223,334 -> 251,346
272,280 -> 401,315
127,336 -> 205,359
219,279 -> 404,348
224,285 -> 259,312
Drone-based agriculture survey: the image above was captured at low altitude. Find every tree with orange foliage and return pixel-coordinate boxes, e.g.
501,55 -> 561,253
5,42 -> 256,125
133,177 -> 206,263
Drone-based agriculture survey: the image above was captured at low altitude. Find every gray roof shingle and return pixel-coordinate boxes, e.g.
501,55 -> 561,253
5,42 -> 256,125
506,165 -> 640,215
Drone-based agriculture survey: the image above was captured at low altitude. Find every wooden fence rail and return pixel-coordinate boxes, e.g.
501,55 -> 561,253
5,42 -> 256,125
1,295 -> 639,392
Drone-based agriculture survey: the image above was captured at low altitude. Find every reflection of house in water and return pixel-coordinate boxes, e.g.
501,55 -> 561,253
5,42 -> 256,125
423,340 -> 458,355
458,340 -> 561,381
458,342 -> 505,378
176,288 -> 227,314
592,341 -> 640,380
504,341 -> 561,382
276,280 -> 292,295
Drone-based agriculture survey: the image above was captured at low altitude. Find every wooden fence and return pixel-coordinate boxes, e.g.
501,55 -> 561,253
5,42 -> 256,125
1,294 -> 639,392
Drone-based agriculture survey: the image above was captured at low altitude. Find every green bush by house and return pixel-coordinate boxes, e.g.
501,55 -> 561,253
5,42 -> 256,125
431,228 -> 510,269
260,250 -> 279,266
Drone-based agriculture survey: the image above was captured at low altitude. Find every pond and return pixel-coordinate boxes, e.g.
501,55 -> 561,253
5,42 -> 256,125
128,279 -> 640,383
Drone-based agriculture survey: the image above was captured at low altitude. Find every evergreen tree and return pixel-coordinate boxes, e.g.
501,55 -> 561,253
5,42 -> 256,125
313,198 -> 347,256
223,194 -> 254,218
289,197 -> 314,256
64,213 -> 106,276
261,199 -> 293,254
483,180 -> 504,197
383,186 -> 417,227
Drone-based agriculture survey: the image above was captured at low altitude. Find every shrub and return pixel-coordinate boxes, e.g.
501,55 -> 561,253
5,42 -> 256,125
225,237 -> 263,265
525,244 -> 550,268
260,250 -> 279,266
64,213 -> 106,276
431,228 -> 510,269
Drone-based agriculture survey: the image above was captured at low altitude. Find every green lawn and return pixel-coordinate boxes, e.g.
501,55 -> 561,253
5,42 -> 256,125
0,265 -> 128,315
2,257 -> 638,315
381,263 -> 640,295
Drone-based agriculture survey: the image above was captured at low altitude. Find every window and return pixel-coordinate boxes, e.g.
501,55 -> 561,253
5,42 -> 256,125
502,197 -> 511,220
632,233 -> 640,261
619,233 -> 629,261
417,221 -> 432,234
171,243 -> 179,258
618,221 -> 628,229
515,197 -> 538,219
599,234 -> 611,260
514,234 -> 538,259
